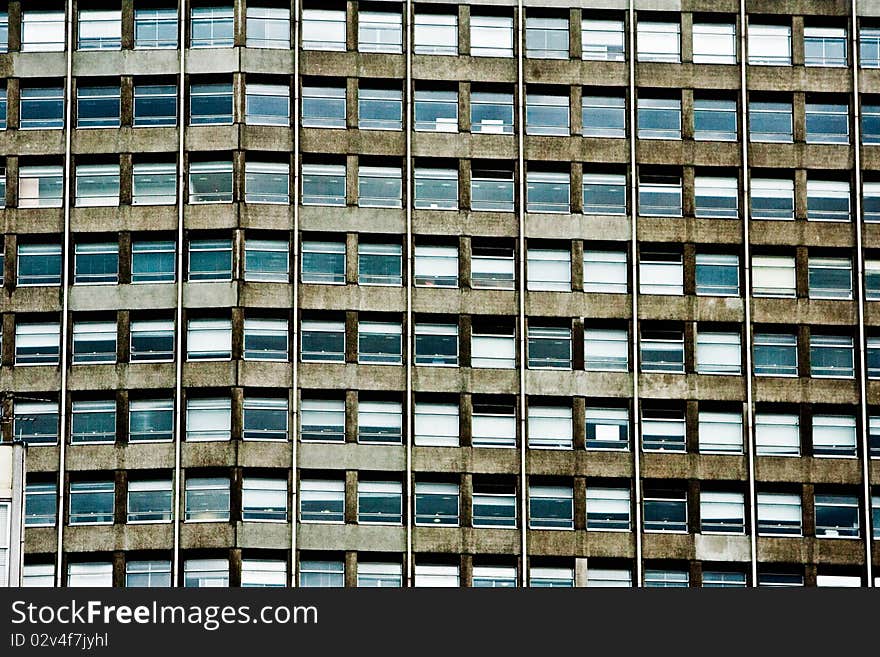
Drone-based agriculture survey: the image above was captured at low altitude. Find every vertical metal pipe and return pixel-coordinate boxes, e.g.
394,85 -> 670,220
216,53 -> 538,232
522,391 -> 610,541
404,0 -> 414,588
516,0 -> 528,587
291,0 -> 302,588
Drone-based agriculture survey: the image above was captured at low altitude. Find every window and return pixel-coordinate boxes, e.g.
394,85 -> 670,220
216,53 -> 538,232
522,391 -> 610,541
246,7 -> 289,49
74,242 -> 118,284
528,325 -> 571,370
749,100 -> 793,142
753,332 -> 798,377
700,492 -> 745,534
77,86 -> 120,128
132,240 -> 175,283
863,27 -> 880,68
21,12 -> 65,52
241,560 -> 286,588
242,478 -> 287,521
472,401 -> 516,448
68,562 -> 113,588
188,161 -> 233,204
527,170 -> 570,213
299,560 -> 343,587
415,482 -> 459,526
583,251 -> 627,293
585,406 -> 630,451
190,82 -> 233,125
244,238 -> 288,282
810,335 -> 854,378
528,405 -> 573,449
75,164 -> 120,207
184,559 -> 228,587
472,324 -> 516,369
529,485 -> 574,529
696,331 -> 741,375
638,96 -> 681,140
641,407 -> 686,452
185,398 -> 231,442
414,13 -> 457,55
815,495 -> 859,538
806,101 -> 849,144
185,477 -> 230,521
134,8 -> 178,49
191,6 -> 233,48
302,240 -> 344,284
358,400 -> 402,444
696,253 -> 739,296
807,180 -> 850,222
414,564 -> 458,588
25,483 -> 57,527
752,255 -> 796,297
874,497 -> 880,537
866,182 -> 880,222
69,481 -> 115,525
471,15 -> 514,58
694,176 -> 738,219
358,320 -> 402,365
703,571 -> 747,588
301,163 -> 345,206
414,90 -> 458,133
359,87 -> 402,131
699,410 -> 743,454
586,568 -> 631,588
748,24 -> 791,65
643,489 -> 687,532
359,242 -> 402,286
531,566 -> 574,587
471,168 -> 514,212
755,412 -> 800,457
302,9 -> 346,51
72,320 -> 117,364
245,84 -> 290,126
132,163 -> 176,205
414,402 -> 458,446
471,91 -> 514,134
527,248 -> 570,291
15,321 -> 61,366
640,328 -> 685,373
584,327 -> 628,372
302,85 -> 345,128
809,257 -> 852,299
358,481 -> 402,525
582,18 -> 624,60
870,338 -> 880,378
414,167 -> 458,210
866,260 -> 880,299
637,21 -> 680,62
20,85 -> 65,130
526,16 -> 568,59
639,250 -> 683,295
694,98 -> 737,141
472,486 -> 516,528
129,399 -> 174,442
133,84 -> 177,127
638,173 -> 682,216
23,564 -> 56,588
0,87 -> 6,130
71,399 -> 116,444
473,566 -> 517,588
414,323 -> 458,366
358,11 -> 402,53
527,93 -> 570,137
586,487 -> 631,531
358,166 -> 402,208
582,173 -> 626,216
813,415 -> 857,457
127,480 -> 172,523
693,23 -> 736,64
357,562 -> 402,587
300,319 -> 345,362
300,398 -> 345,442
18,165 -> 61,208
14,402 -> 59,445
804,27 -> 847,67
245,162 -> 289,204
817,574 -> 861,587
864,103 -> 880,145
644,570 -> 689,588
582,95 -> 625,138
757,492 -> 801,535
186,318 -> 232,361
243,397 -> 288,441
78,10 -> 121,50
243,318 -> 288,361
